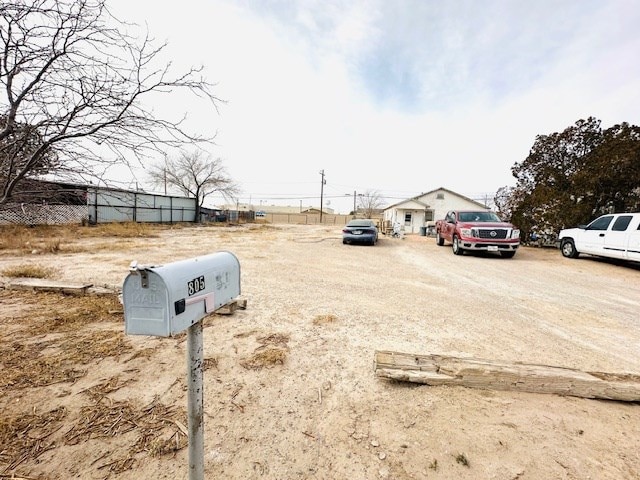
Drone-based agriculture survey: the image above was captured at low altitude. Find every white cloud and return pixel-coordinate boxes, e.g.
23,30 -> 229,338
104,0 -> 640,213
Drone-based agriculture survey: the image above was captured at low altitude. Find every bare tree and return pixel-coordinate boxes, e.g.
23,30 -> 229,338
357,190 -> 385,218
147,150 -> 239,222
493,186 -> 521,222
0,0 -> 221,205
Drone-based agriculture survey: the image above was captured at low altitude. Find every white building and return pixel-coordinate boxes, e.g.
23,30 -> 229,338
383,187 -> 489,235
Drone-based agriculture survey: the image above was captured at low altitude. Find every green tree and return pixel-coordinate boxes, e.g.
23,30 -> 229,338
502,117 -> 640,238
573,122 -> 640,215
509,117 -> 602,236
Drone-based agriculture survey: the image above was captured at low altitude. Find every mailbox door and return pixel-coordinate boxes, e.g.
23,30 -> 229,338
123,272 -> 171,336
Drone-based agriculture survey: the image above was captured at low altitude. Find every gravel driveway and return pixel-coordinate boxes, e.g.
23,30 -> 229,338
1,223 -> 639,479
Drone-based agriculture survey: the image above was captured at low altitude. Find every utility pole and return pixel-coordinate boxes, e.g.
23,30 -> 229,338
352,190 -> 357,218
319,169 -> 326,223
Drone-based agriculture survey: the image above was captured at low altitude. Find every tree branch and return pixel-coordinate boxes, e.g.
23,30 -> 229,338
1,0 -> 222,204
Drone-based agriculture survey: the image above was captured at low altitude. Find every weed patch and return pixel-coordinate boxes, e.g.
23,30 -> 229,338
312,314 -> 338,325
241,347 -> 287,369
1,263 -> 56,278
455,453 -> 470,467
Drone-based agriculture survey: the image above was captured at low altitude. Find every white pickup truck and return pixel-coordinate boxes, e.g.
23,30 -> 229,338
559,213 -> 640,262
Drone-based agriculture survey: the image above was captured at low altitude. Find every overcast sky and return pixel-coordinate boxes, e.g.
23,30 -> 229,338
107,0 -> 640,214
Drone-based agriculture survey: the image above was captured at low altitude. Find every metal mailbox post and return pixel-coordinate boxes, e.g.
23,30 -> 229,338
123,251 -> 241,480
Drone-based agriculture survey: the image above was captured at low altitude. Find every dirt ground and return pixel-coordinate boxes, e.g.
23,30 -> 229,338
1,223 -> 639,480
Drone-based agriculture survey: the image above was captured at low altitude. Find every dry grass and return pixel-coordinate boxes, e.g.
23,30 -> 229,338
0,330 -> 130,390
0,225 -> 38,251
81,376 -> 136,402
0,288 -> 188,476
64,396 -> 187,462
77,222 -> 162,239
21,293 -> 123,334
249,224 -> 282,241
0,222 -> 168,256
64,399 -> 138,445
132,399 -> 188,457
203,357 -> 219,370
0,406 -> 68,471
124,347 -> 159,363
0,225 -> 68,254
0,291 -> 129,389
241,332 -> 290,370
45,238 -> 61,253
0,263 -> 56,278
0,221 -> 280,254
241,347 -> 288,370
0,340 -> 87,388
256,333 -> 290,348
84,239 -> 149,253
59,330 -> 132,363
312,313 -> 338,325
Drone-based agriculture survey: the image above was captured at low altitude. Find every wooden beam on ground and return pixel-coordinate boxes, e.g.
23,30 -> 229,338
374,350 -> 640,402
4,278 -> 94,295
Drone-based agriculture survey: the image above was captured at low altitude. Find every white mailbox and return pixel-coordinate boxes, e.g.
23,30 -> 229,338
123,251 -> 240,337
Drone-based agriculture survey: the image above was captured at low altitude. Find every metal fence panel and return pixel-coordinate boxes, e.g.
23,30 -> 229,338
88,188 -> 196,224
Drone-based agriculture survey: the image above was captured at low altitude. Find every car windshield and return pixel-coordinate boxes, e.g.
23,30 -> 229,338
458,212 -> 502,222
347,220 -> 374,227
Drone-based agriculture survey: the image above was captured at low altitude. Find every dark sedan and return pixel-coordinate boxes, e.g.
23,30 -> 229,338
342,219 -> 378,245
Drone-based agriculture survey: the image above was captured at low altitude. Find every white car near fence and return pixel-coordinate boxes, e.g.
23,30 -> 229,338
559,213 -> 640,262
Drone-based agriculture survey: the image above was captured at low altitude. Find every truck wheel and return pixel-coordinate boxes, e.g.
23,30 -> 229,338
500,251 -> 516,258
436,232 -> 444,246
560,239 -> 580,258
452,235 -> 464,255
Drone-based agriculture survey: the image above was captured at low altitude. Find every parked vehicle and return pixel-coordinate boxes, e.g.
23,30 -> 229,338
558,213 -> 640,262
435,210 -> 520,258
342,219 -> 378,245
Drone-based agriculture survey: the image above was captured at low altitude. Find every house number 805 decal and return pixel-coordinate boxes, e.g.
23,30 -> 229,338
187,275 -> 206,296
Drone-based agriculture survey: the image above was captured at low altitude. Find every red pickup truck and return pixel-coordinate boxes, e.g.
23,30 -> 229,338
435,210 -> 520,258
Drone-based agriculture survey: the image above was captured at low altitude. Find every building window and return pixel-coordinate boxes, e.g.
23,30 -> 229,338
404,212 -> 412,225
436,192 -> 444,200
425,209 -> 434,221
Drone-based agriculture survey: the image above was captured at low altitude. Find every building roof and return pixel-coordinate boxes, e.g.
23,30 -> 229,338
383,187 -> 487,211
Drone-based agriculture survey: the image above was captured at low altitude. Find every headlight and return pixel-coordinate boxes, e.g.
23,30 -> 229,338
460,228 -> 472,237
511,229 -> 520,239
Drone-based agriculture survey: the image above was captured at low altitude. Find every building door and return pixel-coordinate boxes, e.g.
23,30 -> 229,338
404,211 -> 413,233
